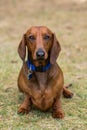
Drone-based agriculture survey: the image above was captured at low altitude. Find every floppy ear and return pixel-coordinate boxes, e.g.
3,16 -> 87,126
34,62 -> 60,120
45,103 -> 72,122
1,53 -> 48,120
50,33 -> 61,64
18,34 -> 26,61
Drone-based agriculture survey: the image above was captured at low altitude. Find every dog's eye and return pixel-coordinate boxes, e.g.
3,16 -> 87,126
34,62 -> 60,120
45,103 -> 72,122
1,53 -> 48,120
28,35 -> 35,41
43,35 -> 50,40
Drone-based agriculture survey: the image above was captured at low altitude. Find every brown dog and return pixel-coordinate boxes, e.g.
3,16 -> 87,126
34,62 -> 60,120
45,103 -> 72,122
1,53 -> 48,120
17,26 -> 73,118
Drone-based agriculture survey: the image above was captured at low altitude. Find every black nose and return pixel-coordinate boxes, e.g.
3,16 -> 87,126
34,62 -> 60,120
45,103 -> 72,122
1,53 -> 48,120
36,48 -> 45,59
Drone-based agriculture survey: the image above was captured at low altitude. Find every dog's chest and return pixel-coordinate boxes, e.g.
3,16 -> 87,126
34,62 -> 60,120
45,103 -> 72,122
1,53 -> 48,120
35,72 -> 47,89
32,72 -> 49,96
31,86 -> 54,110
29,72 -> 57,110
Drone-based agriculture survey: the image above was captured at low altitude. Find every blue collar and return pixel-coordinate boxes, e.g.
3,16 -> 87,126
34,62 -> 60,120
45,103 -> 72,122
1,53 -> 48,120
27,60 -> 51,72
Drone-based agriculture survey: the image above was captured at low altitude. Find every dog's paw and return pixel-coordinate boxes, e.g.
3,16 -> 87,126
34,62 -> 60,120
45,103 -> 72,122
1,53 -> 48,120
63,91 -> 74,98
18,106 -> 30,115
52,110 -> 65,119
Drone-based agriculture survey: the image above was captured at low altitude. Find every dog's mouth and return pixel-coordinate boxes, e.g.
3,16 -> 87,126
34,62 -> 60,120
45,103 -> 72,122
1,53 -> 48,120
33,56 -> 48,67
37,57 -> 45,61
33,59 -> 47,67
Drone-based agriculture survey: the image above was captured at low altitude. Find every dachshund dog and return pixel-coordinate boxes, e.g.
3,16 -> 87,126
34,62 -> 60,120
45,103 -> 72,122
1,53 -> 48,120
17,26 -> 73,118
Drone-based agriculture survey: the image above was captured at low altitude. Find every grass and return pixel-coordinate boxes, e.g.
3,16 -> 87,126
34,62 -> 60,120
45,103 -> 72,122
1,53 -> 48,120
0,0 -> 87,129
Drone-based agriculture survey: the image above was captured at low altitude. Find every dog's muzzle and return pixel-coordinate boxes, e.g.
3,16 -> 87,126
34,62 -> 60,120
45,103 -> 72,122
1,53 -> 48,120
36,48 -> 45,60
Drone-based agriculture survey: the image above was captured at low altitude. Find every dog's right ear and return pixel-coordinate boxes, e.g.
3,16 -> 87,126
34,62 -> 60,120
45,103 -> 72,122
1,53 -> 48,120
18,34 -> 26,61
50,33 -> 61,64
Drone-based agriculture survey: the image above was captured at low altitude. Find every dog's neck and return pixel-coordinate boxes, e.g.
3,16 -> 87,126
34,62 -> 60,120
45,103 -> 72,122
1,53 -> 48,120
27,59 -> 51,72
25,59 -> 51,80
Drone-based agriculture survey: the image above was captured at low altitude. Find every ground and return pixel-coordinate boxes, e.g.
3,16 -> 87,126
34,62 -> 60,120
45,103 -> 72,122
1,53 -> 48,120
0,0 -> 87,130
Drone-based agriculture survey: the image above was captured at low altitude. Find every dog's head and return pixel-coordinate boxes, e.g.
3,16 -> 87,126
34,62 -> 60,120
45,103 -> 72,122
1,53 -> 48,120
18,26 -> 61,66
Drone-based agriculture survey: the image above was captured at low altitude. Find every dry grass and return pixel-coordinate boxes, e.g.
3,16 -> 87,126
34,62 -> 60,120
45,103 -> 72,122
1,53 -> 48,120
0,0 -> 87,130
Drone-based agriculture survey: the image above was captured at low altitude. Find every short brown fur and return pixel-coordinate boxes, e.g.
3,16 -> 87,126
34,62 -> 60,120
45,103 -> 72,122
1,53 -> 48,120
17,26 -> 73,118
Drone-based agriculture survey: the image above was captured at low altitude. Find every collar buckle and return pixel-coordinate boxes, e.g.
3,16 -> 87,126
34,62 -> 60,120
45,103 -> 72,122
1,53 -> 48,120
27,66 -> 33,80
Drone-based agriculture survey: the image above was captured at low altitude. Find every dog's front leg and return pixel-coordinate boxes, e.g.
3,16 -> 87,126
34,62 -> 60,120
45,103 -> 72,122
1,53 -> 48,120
52,97 -> 64,119
18,94 -> 31,114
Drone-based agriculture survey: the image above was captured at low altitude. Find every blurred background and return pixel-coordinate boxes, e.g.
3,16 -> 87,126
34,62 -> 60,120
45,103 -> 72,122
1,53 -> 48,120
0,0 -> 87,42
0,0 -> 87,130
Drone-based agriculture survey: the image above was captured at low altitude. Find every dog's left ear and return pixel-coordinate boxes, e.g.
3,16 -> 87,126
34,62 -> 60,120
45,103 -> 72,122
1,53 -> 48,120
18,34 -> 26,61
50,33 -> 61,64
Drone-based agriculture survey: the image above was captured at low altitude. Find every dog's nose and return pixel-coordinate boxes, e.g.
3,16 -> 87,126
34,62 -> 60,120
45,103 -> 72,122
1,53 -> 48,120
36,48 -> 45,59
